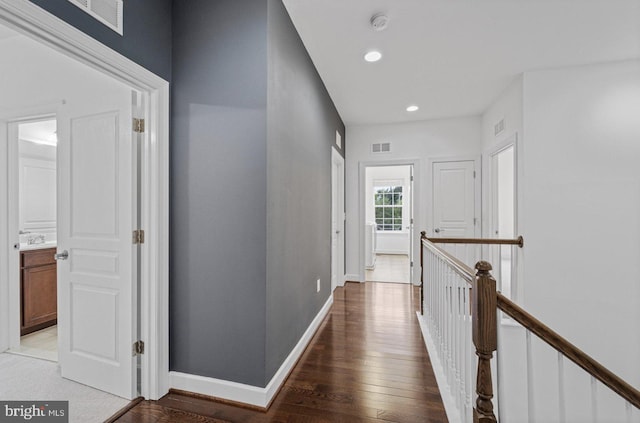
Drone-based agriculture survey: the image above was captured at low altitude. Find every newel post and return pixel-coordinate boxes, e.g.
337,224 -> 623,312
472,261 -> 498,423
420,231 -> 426,315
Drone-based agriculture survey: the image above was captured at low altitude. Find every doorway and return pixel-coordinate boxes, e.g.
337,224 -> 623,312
0,2 -> 170,401
488,137 -> 517,299
364,165 -> 414,284
331,147 -> 345,292
1,24 -> 137,399
10,118 -> 59,362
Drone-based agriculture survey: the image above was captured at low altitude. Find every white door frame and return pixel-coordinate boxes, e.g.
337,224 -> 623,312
482,133 -> 521,301
426,155 -> 482,238
331,147 -> 345,291
0,0 -> 169,400
358,159 -> 421,285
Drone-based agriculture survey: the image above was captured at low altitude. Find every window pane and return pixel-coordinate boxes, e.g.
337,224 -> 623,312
383,208 -> 393,219
393,207 -> 402,219
375,207 -> 383,218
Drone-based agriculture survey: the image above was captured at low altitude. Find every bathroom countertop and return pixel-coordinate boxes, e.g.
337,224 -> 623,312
19,242 -> 57,251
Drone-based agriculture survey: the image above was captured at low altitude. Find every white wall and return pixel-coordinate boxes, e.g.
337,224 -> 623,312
521,60 -> 640,385
365,165 -> 411,255
482,75 -> 523,152
345,117 -> 482,282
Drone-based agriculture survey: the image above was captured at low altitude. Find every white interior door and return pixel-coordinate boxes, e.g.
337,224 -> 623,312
432,160 -> 476,238
408,165 -> 414,283
331,148 -> 345,292
56,92 -> 136,399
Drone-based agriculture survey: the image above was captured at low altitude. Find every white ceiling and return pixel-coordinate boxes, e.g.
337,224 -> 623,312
283,0 -> 640,125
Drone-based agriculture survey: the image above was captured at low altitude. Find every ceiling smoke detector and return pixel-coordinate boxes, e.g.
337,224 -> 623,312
370,13 -> 389,31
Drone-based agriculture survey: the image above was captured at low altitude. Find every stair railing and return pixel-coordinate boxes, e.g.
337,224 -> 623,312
419,231 -> 640,423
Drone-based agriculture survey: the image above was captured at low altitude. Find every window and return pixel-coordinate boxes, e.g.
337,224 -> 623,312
374,185 -> 403,231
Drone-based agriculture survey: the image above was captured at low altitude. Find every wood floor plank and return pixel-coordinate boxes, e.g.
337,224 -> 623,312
111,282 -> 448,422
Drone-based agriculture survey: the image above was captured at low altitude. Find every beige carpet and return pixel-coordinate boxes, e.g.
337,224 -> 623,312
0,353 -> 129,422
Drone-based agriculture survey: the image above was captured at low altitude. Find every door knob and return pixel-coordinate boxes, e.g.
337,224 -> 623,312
54,250 -> 69,261
434,228 -> 441,233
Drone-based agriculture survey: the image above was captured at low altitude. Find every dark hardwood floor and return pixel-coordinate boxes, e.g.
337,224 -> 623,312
112,282 -> 448,423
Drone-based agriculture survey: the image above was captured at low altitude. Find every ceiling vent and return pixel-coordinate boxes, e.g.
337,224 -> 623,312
67,0 -> 123,35
370,13 -> 389,31
371,142 -> 391,154
494,118 -> 505,137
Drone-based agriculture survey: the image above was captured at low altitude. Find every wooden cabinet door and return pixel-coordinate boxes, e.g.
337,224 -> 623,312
22,263 -> 57,330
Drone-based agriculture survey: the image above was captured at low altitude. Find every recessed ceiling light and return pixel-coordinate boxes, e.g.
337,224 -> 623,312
364,51 -> 382,63
406,105 -> 419,112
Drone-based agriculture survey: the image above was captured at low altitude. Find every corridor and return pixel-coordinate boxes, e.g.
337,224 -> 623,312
113,282 -> 448,422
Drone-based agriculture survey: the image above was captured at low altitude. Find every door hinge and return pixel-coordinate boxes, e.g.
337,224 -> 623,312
133,118 -> 145,133
411,218 -> 414,224
473,170 -> 476,178
133,229 -> 145,244
133,340 -> 145,356
474,217 -> 478,225
410,175 -> 414,182
410,261 -> 414,268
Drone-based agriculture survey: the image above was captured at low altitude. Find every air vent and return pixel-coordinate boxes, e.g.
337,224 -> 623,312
494,118 -> 505,137
67,0 -> 123,35
371,142 -> 391,154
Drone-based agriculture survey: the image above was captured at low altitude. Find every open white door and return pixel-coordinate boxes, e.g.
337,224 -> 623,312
331,148 -> 345,292
432,160 -> 476,238
408,165 -> 414,283
55,91 -> 136,399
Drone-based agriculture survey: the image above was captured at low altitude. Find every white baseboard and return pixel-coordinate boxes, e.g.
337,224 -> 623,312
170,295 -> 333,409
416,311 -> 463,423
344,274 -> 361,283
375,250 -> 409,255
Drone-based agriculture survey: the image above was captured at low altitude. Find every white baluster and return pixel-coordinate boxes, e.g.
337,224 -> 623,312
591,376 -> 598,423
526,329 -> 536,423
558,352 -> 566,422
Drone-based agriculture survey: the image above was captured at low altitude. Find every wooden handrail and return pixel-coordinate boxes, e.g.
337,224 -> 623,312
497,293 -> 640,409
428,235 -> 524,248
422,237 -> 474,283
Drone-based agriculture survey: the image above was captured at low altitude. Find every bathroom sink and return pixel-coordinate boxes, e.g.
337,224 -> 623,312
19,241 -> 57,251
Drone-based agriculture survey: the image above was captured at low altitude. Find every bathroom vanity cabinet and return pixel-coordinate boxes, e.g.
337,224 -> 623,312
20,247 -> 57,335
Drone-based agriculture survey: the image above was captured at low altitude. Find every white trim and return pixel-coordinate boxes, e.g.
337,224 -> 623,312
0,0 -> 170,400
170,295 -> 334,409
375,249 -> 409,255
358,159 -> 421,285
416,312 -> 463,423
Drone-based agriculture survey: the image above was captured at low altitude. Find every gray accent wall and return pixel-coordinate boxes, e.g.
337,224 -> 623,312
31,0 -> 346,389
265,0 -> 345,382
171,0 -> 344,387
29,0 -> 172,81
170,0 -> 269,387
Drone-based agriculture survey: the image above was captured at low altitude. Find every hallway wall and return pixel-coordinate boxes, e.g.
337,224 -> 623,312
266,0 -> 345,382
521,60 -> 640,387
171,0 -> 344,388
